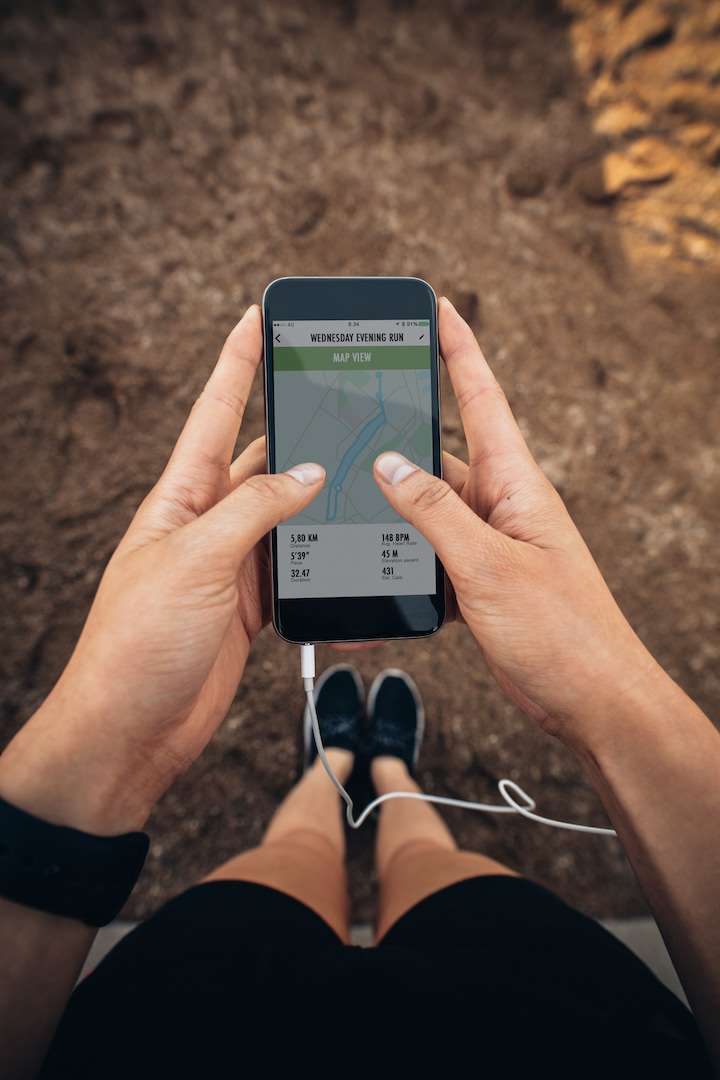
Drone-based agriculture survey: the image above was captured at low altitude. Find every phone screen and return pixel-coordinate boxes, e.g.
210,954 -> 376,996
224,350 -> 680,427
272,318 -> 437,600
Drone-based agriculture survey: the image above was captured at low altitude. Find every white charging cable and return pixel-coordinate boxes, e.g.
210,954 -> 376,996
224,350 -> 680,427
301,643 -> 616,836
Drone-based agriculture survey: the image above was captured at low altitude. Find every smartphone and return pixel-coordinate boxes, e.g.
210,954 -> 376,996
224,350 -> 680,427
262,276 -> 445,644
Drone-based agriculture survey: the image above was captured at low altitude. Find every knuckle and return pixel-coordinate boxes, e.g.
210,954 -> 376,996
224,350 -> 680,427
196,384 -> 248,421
223,338 -> 259,378
442,340 -> 480,369
406,475 -> 454,515
243,473 -> 288,503
455,377 -> 507,415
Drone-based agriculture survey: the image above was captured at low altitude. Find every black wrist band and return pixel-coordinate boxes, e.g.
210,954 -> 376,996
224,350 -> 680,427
0,796 -> 149,927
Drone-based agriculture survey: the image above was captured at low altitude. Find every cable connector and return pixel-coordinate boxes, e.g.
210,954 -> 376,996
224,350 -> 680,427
300,643 -> 315,693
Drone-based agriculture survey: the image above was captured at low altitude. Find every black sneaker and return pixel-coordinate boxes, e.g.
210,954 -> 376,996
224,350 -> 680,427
303,664 -> 365,772
367,668 -> 425,778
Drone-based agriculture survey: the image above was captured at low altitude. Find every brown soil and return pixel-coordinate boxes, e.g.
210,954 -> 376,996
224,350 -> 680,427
1,0 -> 718,924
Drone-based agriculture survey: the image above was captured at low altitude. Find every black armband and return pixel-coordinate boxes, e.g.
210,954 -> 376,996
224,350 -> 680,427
0,795 -> 149,927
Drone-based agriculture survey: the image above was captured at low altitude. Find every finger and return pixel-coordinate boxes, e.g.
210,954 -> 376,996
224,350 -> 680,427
166,304 -> 263,481
322,446 -> 467,643
439,297 -> 537,491
229,436 -> 267,490
442,450 -> 468,497
181,463 -> 326,569
332,454 -> 466,643
374,452 -> 508,585
444,574 -> 462,626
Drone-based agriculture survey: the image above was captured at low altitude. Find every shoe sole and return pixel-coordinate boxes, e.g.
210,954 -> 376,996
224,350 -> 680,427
366,668 -> 425,771
303,663 -> 365,770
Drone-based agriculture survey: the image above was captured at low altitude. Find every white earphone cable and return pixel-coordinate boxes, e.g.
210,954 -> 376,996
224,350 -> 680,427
301,643 -> 616,837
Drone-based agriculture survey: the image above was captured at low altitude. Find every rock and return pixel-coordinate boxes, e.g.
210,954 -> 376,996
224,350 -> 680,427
594,101 -> 651,138
281,190 -> 328,236
506,157 -> 547,198
573,158 -> 611,203
564,1 -> 720,268
684,1 -> 720,39
611,2 -> 674,67
661,81 -> 720,125
603,136 -> 684,194
624,41 -> 720,87
675,122 -> 715,149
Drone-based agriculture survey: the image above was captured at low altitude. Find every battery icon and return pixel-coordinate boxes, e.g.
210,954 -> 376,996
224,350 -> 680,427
418,320 -> 429,325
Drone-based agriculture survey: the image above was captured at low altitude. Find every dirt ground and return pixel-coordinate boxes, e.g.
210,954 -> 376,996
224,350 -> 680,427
1,0 -> 718,924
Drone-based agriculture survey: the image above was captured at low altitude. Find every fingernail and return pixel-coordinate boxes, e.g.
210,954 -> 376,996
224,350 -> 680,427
286,462 -> 325,486
440,296 -> 457,312
375,452 -> 418,485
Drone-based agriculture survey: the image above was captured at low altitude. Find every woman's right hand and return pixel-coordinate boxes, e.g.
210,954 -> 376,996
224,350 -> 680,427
374,296 -> 660,741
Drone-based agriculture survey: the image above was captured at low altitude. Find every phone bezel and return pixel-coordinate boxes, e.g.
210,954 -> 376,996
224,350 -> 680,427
262,276 -> 445,644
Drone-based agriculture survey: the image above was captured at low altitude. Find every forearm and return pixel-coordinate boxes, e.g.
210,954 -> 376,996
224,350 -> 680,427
565,665 -> 720,1069
0,701 -> 155,1079
0,901 -> 95,1080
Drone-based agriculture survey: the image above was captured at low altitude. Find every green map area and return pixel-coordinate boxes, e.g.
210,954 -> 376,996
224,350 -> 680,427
275,352 -> 434,526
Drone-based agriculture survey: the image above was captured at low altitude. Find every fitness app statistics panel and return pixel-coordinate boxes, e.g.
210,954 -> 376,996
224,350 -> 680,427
272,319 -> 437,599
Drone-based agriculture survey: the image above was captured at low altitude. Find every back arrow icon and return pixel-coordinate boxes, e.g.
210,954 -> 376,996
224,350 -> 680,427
275,334 -> 281,342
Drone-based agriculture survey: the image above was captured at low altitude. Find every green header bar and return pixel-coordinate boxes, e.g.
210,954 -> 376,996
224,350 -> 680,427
274,346 -> 430,371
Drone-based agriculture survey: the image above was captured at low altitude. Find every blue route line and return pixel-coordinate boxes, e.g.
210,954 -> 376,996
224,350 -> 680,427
326,372 -> 385,521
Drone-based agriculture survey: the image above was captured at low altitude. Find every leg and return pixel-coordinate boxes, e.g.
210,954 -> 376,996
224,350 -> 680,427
372,755 -> 518,941
203,748 -> 353,943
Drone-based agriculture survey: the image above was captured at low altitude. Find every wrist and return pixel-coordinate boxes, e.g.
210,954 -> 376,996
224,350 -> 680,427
0,700 -> 157,837
556,646 -> 698,759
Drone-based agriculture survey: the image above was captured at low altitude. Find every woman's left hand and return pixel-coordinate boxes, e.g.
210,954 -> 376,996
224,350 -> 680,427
0,305 -> 325,834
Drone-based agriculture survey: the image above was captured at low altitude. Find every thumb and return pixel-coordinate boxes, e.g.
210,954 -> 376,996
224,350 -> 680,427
181,462 -> 325,567
374,452 -> 506,583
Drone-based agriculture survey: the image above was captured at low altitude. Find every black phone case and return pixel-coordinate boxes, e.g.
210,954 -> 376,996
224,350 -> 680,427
262,276 -> 445,644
